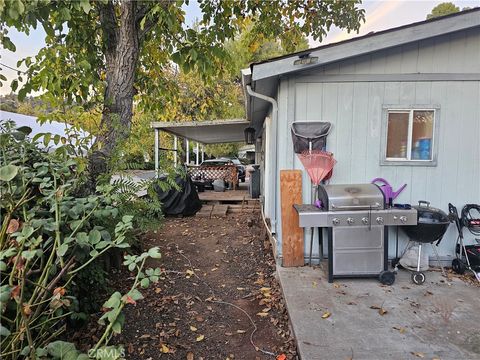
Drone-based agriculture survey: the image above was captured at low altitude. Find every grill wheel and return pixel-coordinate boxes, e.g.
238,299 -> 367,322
411,271 -> 426,285
379,270 -> 396,285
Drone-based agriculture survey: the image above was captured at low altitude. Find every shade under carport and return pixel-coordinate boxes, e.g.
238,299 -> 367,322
151,119 -> 249,144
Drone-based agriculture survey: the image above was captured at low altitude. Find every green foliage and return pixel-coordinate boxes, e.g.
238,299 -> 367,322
205,143 -> 241,158
0,121 -> 164,359
426,2 -> 460,19
1,0 -> 364,174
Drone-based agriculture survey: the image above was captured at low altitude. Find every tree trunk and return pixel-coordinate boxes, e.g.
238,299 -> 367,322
88,1 -> 140,188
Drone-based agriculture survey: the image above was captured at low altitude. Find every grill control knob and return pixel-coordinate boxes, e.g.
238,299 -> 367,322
347,217 -> 355,225
361,217 -> 369,225
400,216 -> 408,224
376,216 -> 384,225
332,218 -> 340,226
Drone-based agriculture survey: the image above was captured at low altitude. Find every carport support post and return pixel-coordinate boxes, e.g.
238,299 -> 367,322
173,136 -> 178,168
154,128 -> 159,178
201,145 -> 205,163
186,139 -> 190,165
195,143 -> 199,165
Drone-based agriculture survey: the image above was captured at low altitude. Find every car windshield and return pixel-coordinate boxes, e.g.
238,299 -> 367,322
230,159 -> 241,165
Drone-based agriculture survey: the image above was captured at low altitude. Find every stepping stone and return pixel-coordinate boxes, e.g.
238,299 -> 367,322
211,205 -> 228,217
196,205 -> 213,218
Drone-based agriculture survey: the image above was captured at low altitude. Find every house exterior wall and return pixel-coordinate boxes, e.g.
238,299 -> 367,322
273,28 -> 480,261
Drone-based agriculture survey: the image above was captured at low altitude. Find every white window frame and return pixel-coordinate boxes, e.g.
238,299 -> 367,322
380,105 -> 440,166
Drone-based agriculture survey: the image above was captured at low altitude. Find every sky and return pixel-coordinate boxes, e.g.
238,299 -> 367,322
1,0 -> 479,95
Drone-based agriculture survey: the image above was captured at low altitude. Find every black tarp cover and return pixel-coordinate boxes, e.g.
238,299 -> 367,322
154,175 -> 202,216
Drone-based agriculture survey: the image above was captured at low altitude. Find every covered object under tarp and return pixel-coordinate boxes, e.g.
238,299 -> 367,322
154,175 -> 202,216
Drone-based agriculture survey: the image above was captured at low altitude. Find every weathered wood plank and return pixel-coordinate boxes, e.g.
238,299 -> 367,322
280,170 -> 304,267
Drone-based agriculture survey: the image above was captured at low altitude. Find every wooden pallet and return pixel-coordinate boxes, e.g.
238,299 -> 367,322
195,203 -> 259,218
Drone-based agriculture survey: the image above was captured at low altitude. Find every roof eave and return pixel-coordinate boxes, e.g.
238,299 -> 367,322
251,9 -> 480,82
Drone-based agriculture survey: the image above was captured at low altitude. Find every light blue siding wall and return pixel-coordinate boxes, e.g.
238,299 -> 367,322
274,28 -> 480,260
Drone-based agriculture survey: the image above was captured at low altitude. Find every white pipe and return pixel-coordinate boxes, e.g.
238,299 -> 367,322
174,136 -> 178,168
246,85 -> 278,234
195,142 -> 199,165
201,144 -> 205,163
186,139 -> 190,165
154,128 -> 159,178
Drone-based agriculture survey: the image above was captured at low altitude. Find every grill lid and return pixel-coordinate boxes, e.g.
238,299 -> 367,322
318,184 -> 385,211
414,201 -> 450,224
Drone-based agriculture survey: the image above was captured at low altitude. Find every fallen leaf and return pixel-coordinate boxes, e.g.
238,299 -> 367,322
411,352 -> 425,358
256,312 -> 269,317
370,305 -> 381,310
53,287 -> 66,297
277,355 -> 287,360
190,325 -> 197,332
236,329 -> 246,334
211,268 -> 218,272
7,219 -> 20,234
23,303 -> 32,316
333,283 -> 340,288
321,311 -> 331,319
155,287 -> 162,294
225,332 -> 233,336
347,301 -> 357,305
312,281 -> 317,288
186,352 -> 194,360
160,344 -> 170,353
236,287 -> 245,291
393,326 -> 406,334
196,334 -> 205,342
124,296 -> 136,305
379,308 -> 388,316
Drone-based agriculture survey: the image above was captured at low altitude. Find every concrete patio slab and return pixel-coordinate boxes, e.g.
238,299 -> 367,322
277,265 -> 480,360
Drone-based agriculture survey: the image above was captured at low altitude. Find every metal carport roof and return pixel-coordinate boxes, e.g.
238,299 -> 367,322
151,119 -> 249,144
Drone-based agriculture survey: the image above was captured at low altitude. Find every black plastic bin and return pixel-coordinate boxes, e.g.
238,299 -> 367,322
249,165 -> 260,199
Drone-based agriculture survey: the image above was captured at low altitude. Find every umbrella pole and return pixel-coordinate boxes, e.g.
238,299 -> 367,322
308,140 -> 314,266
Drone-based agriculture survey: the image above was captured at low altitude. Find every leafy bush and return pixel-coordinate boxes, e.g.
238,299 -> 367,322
0,121 -> 164,359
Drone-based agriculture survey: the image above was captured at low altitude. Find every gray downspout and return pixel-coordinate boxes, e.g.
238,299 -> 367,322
246,85 -> 278,234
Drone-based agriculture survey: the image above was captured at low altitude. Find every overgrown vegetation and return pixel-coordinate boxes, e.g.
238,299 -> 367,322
0,121 -> 172,359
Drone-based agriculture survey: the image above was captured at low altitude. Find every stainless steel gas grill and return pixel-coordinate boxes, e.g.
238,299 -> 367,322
294,183 -> 417,284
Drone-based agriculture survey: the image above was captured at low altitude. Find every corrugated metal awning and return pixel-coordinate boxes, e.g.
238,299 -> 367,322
151,119 -> 248,144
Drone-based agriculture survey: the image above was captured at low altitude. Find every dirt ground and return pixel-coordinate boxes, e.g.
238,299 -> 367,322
74,212 -> 297,359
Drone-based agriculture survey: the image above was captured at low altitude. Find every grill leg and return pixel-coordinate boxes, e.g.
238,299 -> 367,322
417,244 -> 422,272
309,228 -> 314,266
430,243 -> 446,277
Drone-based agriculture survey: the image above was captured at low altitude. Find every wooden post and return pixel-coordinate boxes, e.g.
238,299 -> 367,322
280,170 -> 304,267
195,142 -> 199,165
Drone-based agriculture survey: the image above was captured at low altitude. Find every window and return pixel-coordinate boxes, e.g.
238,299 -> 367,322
382,107 -> 438,166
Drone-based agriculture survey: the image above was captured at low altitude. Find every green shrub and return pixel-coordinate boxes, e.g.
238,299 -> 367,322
0,121 -> 164,359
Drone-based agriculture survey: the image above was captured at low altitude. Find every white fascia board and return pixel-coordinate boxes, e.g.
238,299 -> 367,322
252,11 -> 480,81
